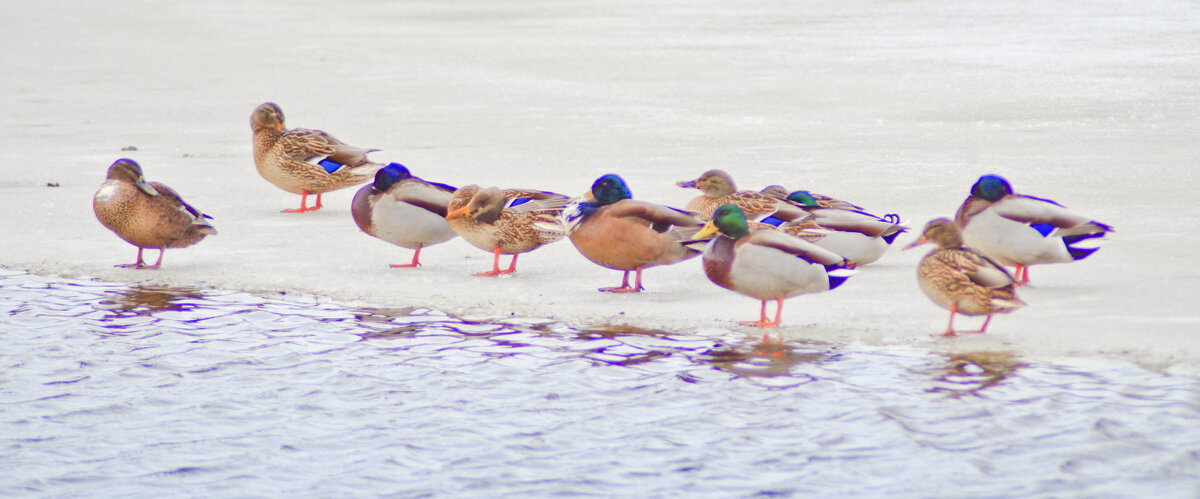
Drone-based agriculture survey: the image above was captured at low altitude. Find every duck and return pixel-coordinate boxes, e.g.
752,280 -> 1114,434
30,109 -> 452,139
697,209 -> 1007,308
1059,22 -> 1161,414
693,204 -> 855,327
675,169 -> 812,225
251,102 -> 384,213
776,190 -> 906,266
954,174 -> 1113,284
445,185 -> 570,276
93,158 -> 216,269
562,174 -> 705,292
351,163 -> 458,267
905,218 -> 1025,337
759,184 -> 865,211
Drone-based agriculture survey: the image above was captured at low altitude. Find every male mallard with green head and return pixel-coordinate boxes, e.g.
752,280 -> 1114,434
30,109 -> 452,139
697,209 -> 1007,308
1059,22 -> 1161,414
563,174 -> 705,292
352,163 -> 458,267
694,204 -> 855,327
954,174 -> 1113,284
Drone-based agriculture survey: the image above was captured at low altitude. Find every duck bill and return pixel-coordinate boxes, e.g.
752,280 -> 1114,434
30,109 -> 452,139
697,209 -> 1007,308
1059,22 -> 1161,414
676,179 -> 697,188
134,178 -> 159,196
902,236 -> 928,251
690,220 -> 719,241
445,205 -> 471,220
274,124 -> 284,131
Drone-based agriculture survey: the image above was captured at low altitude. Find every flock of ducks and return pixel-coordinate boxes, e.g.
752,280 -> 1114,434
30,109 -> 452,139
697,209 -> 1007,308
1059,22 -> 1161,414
92,102 -> 1114,336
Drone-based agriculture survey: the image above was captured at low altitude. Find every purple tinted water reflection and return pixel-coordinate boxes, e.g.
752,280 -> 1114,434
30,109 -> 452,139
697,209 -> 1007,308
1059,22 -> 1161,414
1,270 -> 1197,496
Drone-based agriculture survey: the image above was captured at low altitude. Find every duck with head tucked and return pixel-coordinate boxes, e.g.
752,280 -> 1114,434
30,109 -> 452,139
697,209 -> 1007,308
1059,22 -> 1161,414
352,163 -> 458,268
759,184 -> 864,211
562,174 -> 705,292
251,102 -> 384,212
776,190 -> 907,266
954,174 -> 1113,284
93,159 -> 216,269
445,185 -> 570,276
676,169 -> 814,225
905,218 -> 1025,337
693,204 -> 855,327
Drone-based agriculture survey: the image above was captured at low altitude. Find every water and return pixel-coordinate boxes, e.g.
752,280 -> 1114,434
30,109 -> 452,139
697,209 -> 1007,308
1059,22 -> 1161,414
1,269 -> 1198,497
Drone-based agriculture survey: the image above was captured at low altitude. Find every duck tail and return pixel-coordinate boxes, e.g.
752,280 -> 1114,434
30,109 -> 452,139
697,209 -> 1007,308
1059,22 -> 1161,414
824,263 -> 856,290
1060,221 -> 1112,261
990,292 -> 1026,311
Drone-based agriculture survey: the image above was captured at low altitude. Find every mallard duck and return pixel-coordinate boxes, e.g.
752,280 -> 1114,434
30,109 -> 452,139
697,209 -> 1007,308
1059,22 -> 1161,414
93,159 -> 216,269
251,102 -> 383,213
954,174 -> 1113,284
776,190 -> 907,265
675,169 -> 812,225
759,185 -> 865,211
445,185 -> 569,276
693,204 -> 855,327
562,174 -> 705,292
905,218 -> 1025,336
351,163 -> 458,267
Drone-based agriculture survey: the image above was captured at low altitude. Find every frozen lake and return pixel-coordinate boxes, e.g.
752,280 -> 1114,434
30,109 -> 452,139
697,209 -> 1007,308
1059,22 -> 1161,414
2,270 -> 1199,496
3,1 -> 1200,494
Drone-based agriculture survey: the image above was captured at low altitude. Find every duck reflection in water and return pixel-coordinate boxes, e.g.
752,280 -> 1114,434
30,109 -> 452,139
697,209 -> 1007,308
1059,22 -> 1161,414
357,307 -> 831,380
100,285 -> 203,317
926,351 -> 1024,398
703,335 -> 830,379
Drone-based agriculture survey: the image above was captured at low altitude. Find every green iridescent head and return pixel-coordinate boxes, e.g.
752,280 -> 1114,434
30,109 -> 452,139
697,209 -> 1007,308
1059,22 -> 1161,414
970,174 -> 1013,201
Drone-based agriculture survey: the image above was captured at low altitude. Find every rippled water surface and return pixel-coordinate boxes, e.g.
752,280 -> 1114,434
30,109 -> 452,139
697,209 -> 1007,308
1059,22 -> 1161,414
1,270 -> 1198,497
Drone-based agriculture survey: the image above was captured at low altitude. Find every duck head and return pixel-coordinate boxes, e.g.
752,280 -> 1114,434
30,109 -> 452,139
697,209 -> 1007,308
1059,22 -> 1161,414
970,174 -> 1013,202
904,218 -> 964,250
106,158 -> 159,196
373,163 -> 413,192
694,203 -> 750,240
676,169 -> 736,198
251,102 -> 286,132
589,174 -> 632,205
446,185 -> 504,223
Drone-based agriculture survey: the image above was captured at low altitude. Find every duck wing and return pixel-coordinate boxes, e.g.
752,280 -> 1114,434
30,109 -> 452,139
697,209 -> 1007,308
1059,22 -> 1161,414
741,229 -> 847,267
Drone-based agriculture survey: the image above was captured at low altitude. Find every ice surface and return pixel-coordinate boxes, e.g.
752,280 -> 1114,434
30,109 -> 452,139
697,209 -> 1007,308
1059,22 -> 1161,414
2,0 -> 1198,367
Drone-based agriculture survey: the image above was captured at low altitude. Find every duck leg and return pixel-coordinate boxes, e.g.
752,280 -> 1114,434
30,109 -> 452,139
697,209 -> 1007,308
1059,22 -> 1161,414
741,298 -> 783,327
935,304 -> 960,337
599,270 -> 632,292
139,249 -> 166,270
116,247 -> 147,268
390,244 -> 423,268
282,190 -> 322,213
599,268 -> 644,293
1014,264 -> 1029,285
475,249 -> 517,276
961,315 -> 994,335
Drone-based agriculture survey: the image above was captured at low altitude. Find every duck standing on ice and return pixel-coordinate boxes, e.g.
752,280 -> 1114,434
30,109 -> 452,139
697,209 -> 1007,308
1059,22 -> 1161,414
954,174 -> 1113,284
251,102 -> 383,213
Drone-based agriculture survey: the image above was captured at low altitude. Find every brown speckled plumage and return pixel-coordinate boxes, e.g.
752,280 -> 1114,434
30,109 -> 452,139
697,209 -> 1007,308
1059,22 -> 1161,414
93,159 -> 216,268
446,185 -> 568,275
908,218 -> 1024,336
250,102 -> 382,197
758,184 -> 865,211
683,171 -> 904,265
676,169 -> 811,223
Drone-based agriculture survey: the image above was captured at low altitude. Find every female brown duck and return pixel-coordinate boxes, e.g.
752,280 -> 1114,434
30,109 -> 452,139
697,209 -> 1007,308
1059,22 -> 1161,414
445,185 -> 569,276
251,102 -> 383,212
93,159 -> 216,269
905,218 -> 1025,336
